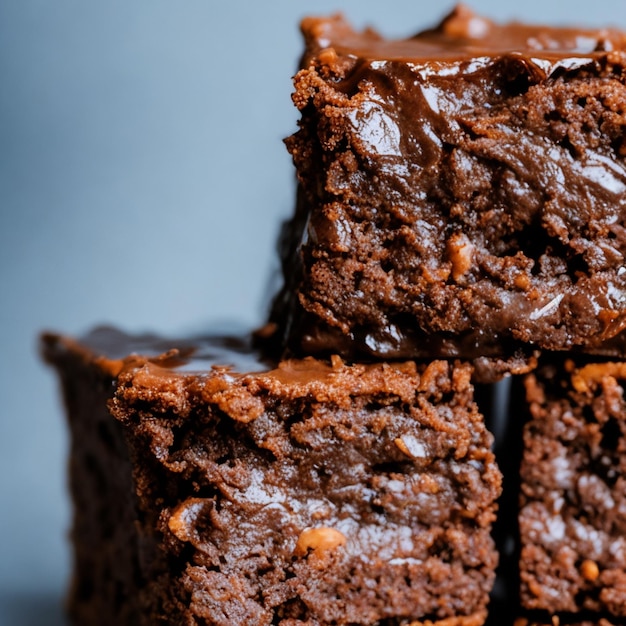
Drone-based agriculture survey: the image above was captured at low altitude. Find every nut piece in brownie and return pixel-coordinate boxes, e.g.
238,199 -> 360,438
272,6 -> 626,363
43,327 -> 501,626
519,359 -> 626,620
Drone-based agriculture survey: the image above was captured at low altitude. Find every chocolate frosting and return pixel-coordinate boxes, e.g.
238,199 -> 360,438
302,5 -> 626,63
42,327 -> 440,389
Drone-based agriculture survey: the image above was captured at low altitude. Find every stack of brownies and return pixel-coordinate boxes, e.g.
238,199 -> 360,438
44,6 -> 626,625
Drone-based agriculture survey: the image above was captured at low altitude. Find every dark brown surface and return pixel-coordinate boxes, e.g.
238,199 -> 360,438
515,618 -> 619,625
271,7 -> 626,365
43,327 -> 501,626
519,358 -> 626,620
41,335 -> 150,625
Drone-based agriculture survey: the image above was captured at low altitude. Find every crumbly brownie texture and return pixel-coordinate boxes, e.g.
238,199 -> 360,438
519,359 -> 626,619
272,7 -> 626,363
43,328 -> 501,626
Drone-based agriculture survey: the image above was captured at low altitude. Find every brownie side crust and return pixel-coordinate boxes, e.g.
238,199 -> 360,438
44,328 -> 501,626
272,8 -> 626,364
519,359 -> 626,619
42,334 -> 150,625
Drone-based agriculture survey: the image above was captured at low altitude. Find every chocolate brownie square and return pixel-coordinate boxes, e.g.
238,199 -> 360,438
43,327 -> 501,626
519,359 -> 626,620
272,7 -> 626,364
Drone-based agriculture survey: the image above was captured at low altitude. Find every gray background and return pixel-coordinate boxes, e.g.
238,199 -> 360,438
1,1 -> 625,623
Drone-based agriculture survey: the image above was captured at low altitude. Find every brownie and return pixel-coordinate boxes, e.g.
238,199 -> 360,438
43,327 -> 501,626
271,6 -> 626,364
519,358 -> 626,620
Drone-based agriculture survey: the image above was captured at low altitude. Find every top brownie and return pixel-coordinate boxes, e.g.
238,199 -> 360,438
272,6 -> 626,363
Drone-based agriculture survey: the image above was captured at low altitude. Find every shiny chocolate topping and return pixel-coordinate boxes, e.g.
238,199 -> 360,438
42,327 -> 437,388
302,5 -> 626,63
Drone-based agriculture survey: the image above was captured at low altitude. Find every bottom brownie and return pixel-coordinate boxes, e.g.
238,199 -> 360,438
43,328 -> 501,626
519,359 -> 626,620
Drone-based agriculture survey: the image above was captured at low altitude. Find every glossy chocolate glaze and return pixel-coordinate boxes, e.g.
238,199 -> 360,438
301,6 -> 626,63
274,6 -> 626,364
61,325 -> 274,375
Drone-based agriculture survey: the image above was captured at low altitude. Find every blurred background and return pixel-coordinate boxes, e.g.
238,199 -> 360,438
1,1 -> 625,623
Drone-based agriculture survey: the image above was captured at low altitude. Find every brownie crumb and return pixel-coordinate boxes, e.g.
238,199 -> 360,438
519,358 -> 626,619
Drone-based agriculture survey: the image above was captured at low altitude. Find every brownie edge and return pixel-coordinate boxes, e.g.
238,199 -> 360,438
519,359 -> 626,620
